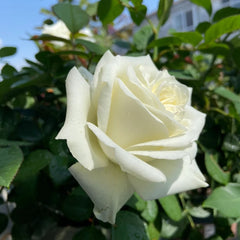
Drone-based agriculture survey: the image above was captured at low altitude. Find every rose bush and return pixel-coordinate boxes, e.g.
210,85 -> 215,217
56,50 -> 208,224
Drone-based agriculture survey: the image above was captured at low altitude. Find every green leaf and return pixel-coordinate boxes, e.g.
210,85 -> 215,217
189,0 -> 212,16
203,183 -> 240,218
133,25 -> 153,51
73,227 -> 106,240
159,195 -> 182,221
223,133 -> 240,152
196,21 -> 211,34
214,86 -> 240,114
198,42 -> 230,55
112,211 -> 148,240
49,156 -> 71,186
148,36 -> 181,48
31,34 -> 71,44
0,139 -> 32,147
97,0 -> 124,25
157,0 -> 173,26
0,213 -> 8,234
213,7 -> 240,22
129,4 -> 147,25
205,15 -> 240,43
75,39 -> 108,55
53,3 -> 89,34
0,47 -> 17,58
205,152 -> 230,185
147,222 -> 161,240
1,64 -> 17,78
15,149 -> 53,182
126,193 -> 147,211
62,187 -> 93,222
172,31 -> 203,46
141,200 -> 158,222
86,2 -> 99,17
188,206 -> 210,218
0,146 -> 23,188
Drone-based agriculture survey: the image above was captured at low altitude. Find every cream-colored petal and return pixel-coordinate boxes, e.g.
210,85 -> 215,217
56,67 -> 108,170
78,66 -> 93,83
128,156 -> 208,200
91,51 -> 116,132
128,106 -> 205,149
129,142 -> 197,162
87,122 -> 166,183
69,162 -> 134,224
107,79 -> 169,148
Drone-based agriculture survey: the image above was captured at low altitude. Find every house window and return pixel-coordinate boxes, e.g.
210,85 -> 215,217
222,0 -> 229,3
186,10 -> 193,27
174,14 -> 183,30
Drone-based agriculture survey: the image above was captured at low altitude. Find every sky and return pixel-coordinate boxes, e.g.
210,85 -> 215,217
0,0 -> 159,70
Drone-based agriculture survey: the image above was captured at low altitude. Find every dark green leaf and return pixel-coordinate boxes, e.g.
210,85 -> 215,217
133,25 -> 153,50
169,70 -> 196,80
75,39 -> 108,55
1,64 -> 17,78
15,150 -> 53,182
0,139 -> 32,147
213,7 -> 240,22
189,0 -> 212,16
214,86 -> 240,114
49,156 -> 71,186
205,15 -> 240,43
31,34 -> 71,44
198,42 -> 230,55
196,21 -> 211,33
203,183 -> 240,218
112,211 -> 148,240
62,187 -> 93,222
0,47 -> 17,58
129,4 -> 147,25
53,3 -> 89,34
73,227 -> 106,240
232,47 -> 240,68
141,200 -> 158,222
0,146 -> 23,188
159,195 -> 182,221
148,36 -> 181,48
0,213 -> 8,234
97,0 -> 124,25
172,31 -> 203,46
205,152 -> 230,184
157,0 -> 173,26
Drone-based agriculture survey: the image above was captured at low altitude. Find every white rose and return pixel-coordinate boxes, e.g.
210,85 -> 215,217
56,51 -> 208,224
42,20 -> 94,46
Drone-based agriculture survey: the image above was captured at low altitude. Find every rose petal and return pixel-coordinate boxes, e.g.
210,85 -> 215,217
129,142 -> 197,162
87,122 -> 166,183
128,156 -> 208,200
69,162 -> 134,224
91,51 -> 116,132
107,79 -> 169,148
128,106 -> 206,149
56,67 -> 108,170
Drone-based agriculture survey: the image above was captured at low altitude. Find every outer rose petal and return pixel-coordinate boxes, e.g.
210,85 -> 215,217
56,67 -> 108,170
128,156 -> 208,200
69,162 -> 134,224
87,122 -> 166,183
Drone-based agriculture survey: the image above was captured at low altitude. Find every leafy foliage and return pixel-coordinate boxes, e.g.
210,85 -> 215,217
1,0 -> 240,239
